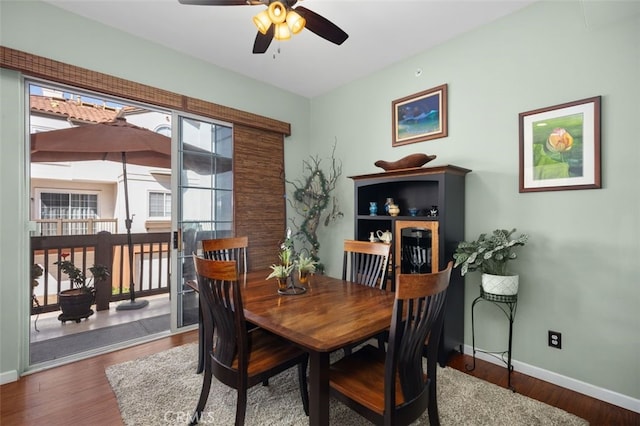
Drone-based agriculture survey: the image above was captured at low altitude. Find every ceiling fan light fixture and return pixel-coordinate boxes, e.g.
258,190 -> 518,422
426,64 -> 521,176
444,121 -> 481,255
267,1 -> 287,24
286,10 -> 305,34
274,22 -> 291,40
253,10 -> 272,35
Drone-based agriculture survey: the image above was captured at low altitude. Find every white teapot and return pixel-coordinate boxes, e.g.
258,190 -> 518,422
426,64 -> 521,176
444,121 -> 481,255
376,230 -> 392,243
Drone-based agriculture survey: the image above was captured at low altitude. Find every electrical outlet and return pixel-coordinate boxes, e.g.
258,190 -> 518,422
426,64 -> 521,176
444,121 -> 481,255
548,330 -> 562,349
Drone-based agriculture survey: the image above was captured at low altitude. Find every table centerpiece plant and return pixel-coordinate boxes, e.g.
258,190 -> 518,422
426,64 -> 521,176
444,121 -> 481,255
266,231 -> 295,291
453,228 -> 528,295
295,253 -> 318,285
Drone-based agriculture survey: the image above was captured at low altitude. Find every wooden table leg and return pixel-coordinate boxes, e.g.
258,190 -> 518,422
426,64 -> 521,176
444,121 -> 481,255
308,351 -> 330,426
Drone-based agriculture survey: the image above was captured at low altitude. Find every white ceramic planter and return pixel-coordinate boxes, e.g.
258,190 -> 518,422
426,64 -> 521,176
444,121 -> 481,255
481,273 -> 519,295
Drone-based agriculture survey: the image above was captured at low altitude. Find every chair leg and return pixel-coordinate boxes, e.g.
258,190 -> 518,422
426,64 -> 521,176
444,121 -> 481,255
298,358 -> 310,416
262,379 -> 269,386
427,376 -> 440,426
196,305 -> 204,374
377,335 -> 386,352
190,367 -> 213,425
236,388 -> 248,426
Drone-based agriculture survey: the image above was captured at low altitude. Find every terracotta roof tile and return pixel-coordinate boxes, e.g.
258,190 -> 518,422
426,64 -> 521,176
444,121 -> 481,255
30,95 -> 118,123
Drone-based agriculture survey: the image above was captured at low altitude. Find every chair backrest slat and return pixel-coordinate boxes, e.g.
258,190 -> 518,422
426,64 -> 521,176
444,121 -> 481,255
342,240 -> 391,289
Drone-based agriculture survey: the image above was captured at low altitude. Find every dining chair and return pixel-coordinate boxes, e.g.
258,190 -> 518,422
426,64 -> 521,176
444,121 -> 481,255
342,240 -> 391,289
191,236 -> 249,374
329,261 -> 453,426
342,239 -> 392,354
190,255 -> 309,426
202,236 -> 248,280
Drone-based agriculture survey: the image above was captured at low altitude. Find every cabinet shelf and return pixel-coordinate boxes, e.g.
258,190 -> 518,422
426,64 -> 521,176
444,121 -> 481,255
357,215 -> 439,221
350,164 -> 470,366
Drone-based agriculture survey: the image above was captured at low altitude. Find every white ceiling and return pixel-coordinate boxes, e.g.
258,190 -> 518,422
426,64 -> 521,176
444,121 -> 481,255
43,0 -> 537,98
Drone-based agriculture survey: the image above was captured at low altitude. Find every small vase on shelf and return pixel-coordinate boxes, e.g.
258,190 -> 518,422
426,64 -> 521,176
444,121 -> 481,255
384,198 -> 394,215
369,202 -> 378,216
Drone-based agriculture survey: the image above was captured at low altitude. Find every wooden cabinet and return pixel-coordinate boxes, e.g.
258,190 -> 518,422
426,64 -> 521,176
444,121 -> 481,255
349,165 -> 471,365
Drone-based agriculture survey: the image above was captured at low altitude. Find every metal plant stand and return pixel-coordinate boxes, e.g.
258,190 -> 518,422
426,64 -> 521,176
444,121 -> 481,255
466,287 -> 518,391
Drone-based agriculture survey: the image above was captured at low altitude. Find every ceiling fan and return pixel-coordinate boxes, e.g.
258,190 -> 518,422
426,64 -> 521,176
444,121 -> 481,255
177,0 -> 349,54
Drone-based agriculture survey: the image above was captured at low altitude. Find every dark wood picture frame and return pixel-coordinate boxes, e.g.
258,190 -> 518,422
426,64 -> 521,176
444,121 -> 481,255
392,84 -> 448,147
519,96 -> 601,193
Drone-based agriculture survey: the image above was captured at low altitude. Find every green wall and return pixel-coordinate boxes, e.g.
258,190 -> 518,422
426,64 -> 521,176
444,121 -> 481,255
1,0 -> 638,409
310,0 -> 639,404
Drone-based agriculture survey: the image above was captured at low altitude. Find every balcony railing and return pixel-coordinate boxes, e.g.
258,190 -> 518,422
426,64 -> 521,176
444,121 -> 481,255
34,218 -> 118,236
31,231 -> 171,315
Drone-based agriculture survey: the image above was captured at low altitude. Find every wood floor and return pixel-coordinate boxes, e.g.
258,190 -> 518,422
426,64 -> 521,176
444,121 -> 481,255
1,330 -> 638,425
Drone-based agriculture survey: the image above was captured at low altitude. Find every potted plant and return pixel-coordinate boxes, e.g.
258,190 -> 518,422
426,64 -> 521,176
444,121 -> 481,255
31,263 -> 43,289
295,253 -> 318,285
266,235 -> 295,291
453,228 -> 528,295
31,263 -> 44,314
55,254 -> 110,323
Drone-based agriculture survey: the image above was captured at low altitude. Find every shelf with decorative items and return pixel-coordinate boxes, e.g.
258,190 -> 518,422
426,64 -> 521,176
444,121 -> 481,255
349,164 -> 471,366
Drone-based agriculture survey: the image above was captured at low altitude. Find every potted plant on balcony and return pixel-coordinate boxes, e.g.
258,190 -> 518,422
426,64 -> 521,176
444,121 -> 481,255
453,228 -> 528,295
55,254 -> 110,323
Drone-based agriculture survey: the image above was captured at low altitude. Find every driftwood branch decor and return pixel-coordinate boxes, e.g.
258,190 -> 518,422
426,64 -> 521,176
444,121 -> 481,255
374,153 -> 436,171
286,143 -> 343,271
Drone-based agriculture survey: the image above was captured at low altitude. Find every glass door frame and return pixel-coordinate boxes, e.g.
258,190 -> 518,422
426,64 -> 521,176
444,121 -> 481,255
170,111 -> 234,331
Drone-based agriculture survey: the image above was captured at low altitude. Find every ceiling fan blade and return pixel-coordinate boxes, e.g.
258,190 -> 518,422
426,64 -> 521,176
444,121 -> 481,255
294,6 -> 348,45
253,26 -> 274,54
177,0 -> 262,5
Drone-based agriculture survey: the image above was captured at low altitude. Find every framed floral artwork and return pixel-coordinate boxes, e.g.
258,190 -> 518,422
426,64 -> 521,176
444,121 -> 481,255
519,96 -> 601,193
392,84 -> 448,147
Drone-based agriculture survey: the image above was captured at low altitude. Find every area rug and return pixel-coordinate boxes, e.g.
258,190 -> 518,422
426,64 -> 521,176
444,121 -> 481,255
31,314 -> 169,364
106,344 -> 588,426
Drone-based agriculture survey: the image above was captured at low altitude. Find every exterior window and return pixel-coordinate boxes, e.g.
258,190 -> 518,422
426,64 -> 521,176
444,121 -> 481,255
41,192 -> 97,219
149,192 -> 171,217
39,192 -> 98,235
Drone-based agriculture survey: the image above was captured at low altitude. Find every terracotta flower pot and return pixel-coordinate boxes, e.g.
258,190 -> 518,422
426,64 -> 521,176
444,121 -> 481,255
276,277 -> 289,291
298,270 -> 310,285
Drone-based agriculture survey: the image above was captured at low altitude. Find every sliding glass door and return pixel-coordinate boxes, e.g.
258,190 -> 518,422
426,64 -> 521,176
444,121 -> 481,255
173,114 -> 233,328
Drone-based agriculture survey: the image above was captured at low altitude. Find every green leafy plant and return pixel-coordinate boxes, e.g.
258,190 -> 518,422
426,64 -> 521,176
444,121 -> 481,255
453,228 -> 528,276
266,230 -> 295,280
266,263 -> 294,280
295,253 -> 318,274
55,253 -> 110,292
31,263 -> 43,288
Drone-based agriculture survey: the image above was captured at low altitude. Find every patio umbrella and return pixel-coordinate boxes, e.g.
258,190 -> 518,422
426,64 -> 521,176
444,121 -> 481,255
31,117 -> 231,310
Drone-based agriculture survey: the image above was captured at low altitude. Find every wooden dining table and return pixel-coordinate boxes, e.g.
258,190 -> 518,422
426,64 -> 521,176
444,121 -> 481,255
239,269 -> 396,426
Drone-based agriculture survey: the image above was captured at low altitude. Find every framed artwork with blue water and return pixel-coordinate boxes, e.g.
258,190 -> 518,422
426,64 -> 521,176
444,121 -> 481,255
392,84 -> 448,147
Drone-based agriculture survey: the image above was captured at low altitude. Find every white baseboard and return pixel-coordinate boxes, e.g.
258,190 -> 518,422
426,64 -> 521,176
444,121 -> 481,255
462,344 -> 640,414
0,369 -> 18,385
